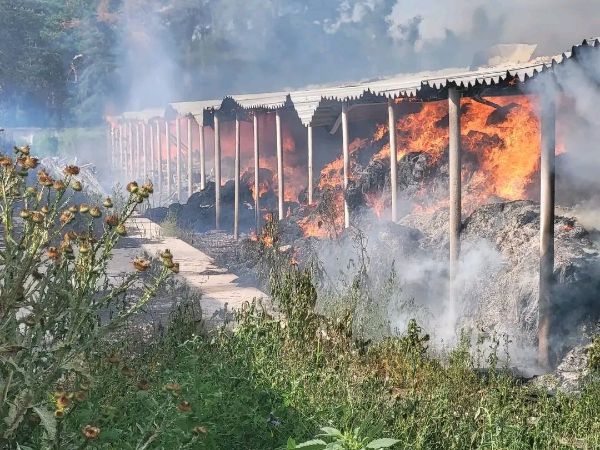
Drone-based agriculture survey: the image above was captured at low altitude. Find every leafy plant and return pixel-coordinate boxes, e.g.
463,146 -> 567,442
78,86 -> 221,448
0,146 -> 175,446
589,335 -> 600,372
286,427 -> 399,450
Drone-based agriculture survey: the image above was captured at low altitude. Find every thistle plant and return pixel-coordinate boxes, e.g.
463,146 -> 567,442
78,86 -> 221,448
0,146 -> 174,445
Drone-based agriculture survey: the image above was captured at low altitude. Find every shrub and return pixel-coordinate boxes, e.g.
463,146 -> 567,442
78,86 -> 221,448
0,146 -> 174,447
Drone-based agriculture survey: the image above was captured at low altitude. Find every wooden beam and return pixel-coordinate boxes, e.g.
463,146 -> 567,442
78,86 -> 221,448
538,97 -> 556,370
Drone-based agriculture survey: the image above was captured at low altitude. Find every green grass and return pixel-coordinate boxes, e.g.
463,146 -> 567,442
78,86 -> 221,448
31,269 -> 600,449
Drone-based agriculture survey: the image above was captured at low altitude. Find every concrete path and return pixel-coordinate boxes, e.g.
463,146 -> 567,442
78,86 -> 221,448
108,217 -> 268,323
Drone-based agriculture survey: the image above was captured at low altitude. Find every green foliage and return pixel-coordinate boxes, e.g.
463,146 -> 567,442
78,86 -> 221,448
0,145 -> 173,447
287,427 -> 400,450
589,335 -> 600,372
10,245 -> 600,448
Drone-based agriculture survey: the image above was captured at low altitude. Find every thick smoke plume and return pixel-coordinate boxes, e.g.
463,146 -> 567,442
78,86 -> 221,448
118,0 -> 600,110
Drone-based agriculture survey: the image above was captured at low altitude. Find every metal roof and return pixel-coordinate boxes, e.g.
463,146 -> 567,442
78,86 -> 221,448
121,108 -> 165,123
168,100 -> 222,118
116,37 -> 600,128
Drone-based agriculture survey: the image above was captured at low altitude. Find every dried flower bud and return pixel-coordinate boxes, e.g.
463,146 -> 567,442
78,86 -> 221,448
192,426 -> 208,434
25,186 -> 36,196
68,205 -> 78,213
126,181 -> 139,193
115,224 -> 127,236
54,410 -> 65,419
41,205 -> 49,214
105,214 -> 119,227
82,425 -> 100,440
161,249 -> 173,260
133,257 -> 151,272
23,156 -> 39,169
64,165 -> 80,176
31,211 -> 44,224
178,401 -> 192,412
89,207 -> 102,218
60,242 -> 73,255
19,210 -> 31,219
137,380 -> 151,391
15,145 -> 30,155
37,170 -> 54,187
79,243 -> 91,254
171,262 -> 180,274
142,182 -> 154,194
79,204 -> 90,214
0,155 -> 12,167
72,181 -> 83,192
139,189 -> 149,199
165,382 -> 181,392
53,180 -> 66,191
46,247 -> 59,261
60,211 -> 75,225
103,197 -> 113,208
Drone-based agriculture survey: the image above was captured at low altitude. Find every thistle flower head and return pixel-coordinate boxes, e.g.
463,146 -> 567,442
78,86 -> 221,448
126,181 -> 139,193
133,257 -> 151,272
82,425 -> 100,440
64,165 -> 80,176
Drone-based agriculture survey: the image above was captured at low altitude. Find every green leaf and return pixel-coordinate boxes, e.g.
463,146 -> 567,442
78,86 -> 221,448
366,438 -> 400,449
319,427 -> 342,437
286,437 -> 297,449
32,406 -> 57,441
295,439 -> 327,449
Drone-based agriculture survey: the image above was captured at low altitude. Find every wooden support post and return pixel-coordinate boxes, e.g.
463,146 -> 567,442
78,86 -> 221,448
448,87 -> 462,309
199,121 -> 206,190
187,116 -> 193,200
308,125 -> 313,205
276,109 -> 284,220
109,125 -> 115,170
118,124 -> 124,176
165,120 -> 172,198
342,102 -> 350,228
150,122 -> 155,183
234,114 -> 241,239
538,97 -> 556,370
388,100 -> 398,222
142,123 -> 148,179
254,113 -> 260,231
214,113 -> 221,230
135,122 -> 141,179
128,122 -> 134,179
176,117 -> 182,202
156,122 -> 162,197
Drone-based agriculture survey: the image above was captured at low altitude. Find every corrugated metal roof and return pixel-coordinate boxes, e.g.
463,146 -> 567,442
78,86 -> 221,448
121,108 -> 165,122
117,37 -> 599,128
168,100 -> 222,118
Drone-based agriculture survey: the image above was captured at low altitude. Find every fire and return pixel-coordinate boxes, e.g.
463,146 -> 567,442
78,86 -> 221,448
368,96 -> 542,214
365,192 -> 386,218
299,94 -> 545,238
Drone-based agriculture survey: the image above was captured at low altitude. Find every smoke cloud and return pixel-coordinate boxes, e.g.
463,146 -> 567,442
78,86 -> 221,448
117,0 -> 600,111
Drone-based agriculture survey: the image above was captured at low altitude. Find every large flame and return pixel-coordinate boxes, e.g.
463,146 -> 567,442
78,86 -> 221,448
301,95 -> 544,237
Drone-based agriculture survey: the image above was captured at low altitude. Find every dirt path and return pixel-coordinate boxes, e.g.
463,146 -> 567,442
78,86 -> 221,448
108,217 -> 268,324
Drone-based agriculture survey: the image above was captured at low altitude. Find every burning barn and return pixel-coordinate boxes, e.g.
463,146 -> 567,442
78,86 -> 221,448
106,38 -> 600,370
